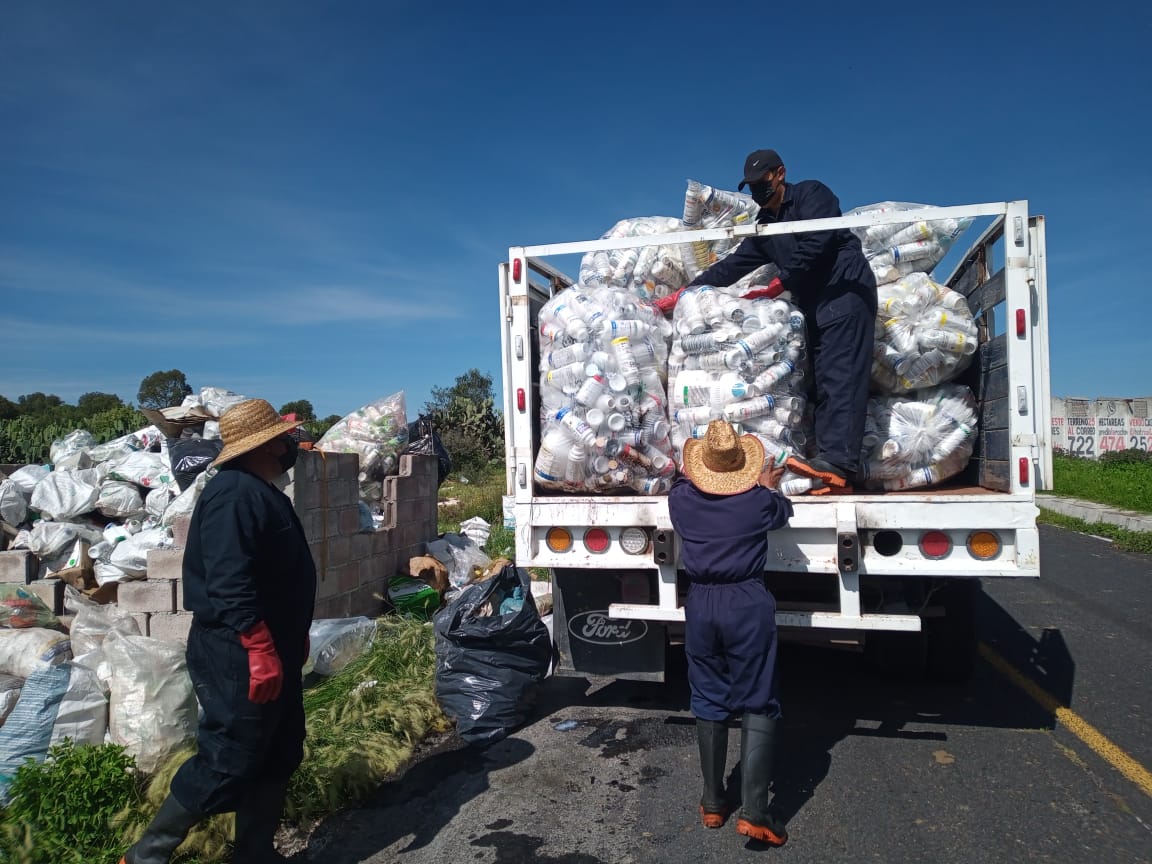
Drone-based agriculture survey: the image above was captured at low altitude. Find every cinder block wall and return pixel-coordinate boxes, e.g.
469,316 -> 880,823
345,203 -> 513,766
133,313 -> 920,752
0,453 -> 440,640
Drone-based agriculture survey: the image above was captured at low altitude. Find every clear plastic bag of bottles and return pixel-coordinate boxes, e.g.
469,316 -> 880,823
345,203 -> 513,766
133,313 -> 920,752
857,384 -> 978,491
577,217 -> 689,302
316,391 -> 409,496
679,180 -> 762,281
871,273 -> 978,393
535,285 -> 677,495
846,201 -> 974,286
666,285 -> 813,469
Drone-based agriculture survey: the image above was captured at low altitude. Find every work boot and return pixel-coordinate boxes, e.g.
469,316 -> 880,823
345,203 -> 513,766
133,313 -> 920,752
735,713 -> 788,847
233,779 -> 292,863
120,794 -> 201,864
696,719 -> 729,828
785,455 -> 849,488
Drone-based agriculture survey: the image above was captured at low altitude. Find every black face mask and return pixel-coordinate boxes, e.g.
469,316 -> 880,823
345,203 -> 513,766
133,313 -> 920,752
749,179 -> 774,207
277,437 -> 299,472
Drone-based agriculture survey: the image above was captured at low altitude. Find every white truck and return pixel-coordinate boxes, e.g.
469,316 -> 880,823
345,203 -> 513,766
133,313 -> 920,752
499,202 -> 1051,682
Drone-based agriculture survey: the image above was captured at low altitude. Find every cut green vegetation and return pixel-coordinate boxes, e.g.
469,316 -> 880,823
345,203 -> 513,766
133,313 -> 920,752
1050,450 -> 1152,514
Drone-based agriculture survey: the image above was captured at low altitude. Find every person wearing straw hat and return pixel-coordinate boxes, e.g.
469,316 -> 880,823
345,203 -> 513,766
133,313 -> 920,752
121,399 -> 316,864
669,419 -> 793,846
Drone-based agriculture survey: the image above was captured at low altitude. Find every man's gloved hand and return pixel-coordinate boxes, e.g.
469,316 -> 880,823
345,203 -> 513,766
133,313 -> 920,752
741,277 -> 784,301
654,287 -> 686,315
239,621 -> 283,703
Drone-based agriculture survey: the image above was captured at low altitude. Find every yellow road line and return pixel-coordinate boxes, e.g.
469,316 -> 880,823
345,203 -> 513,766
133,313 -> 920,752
979,641 -> 1152,799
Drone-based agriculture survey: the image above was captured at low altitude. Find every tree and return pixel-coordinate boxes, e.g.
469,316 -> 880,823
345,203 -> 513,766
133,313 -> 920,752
304,413 -> 342,441
279,400 -> 316,422
16,393 -> 64,416
0,396 -> 17,421
137,370 -> 193,410
424,368 -> 503,476
77,392 -> 125,415
424,369 -> 495,418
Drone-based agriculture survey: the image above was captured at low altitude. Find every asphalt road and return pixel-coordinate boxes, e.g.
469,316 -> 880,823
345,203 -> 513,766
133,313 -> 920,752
302,525 -> 1152,864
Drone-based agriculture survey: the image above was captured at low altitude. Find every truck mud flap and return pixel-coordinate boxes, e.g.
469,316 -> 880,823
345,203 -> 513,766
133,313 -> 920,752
551,568 -> 666,682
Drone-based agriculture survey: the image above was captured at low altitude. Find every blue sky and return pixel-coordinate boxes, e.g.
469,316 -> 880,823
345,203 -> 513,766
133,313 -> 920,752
2,0 -> 1150,422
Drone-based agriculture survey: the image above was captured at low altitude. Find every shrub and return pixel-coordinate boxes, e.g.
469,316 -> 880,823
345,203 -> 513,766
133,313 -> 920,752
0,741 -> 144,864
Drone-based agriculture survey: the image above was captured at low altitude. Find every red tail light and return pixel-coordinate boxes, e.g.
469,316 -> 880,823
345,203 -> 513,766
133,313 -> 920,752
517,388 -> 525,412
583,528 -> 610,554
919,530 -> 952,559
512,258 -> 522,283
1016,308 -> 1026,337
1019,457 -> 1029,486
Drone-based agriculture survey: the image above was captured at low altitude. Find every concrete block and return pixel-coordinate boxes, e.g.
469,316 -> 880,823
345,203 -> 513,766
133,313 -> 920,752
337,455 -> 359,482
328,536 -> 350,568
371,527 -> 396,557
117,579 -> 178,614
149,612 -> 193,643
350,534 -> 372,562
338,507 -> 362,537
130,612 -> 151,637
0,551 -> 35,585
146,548 -> 185,581
170,516 -> 192,549
335,565 -> 359,595
310,541 -> 329,580
293,475 -> 322,510
26,578 -> 64,616
314,593 -> 350,620
359,557 -> 381,587
330,478 -> 358,508
349,584 -> 385,617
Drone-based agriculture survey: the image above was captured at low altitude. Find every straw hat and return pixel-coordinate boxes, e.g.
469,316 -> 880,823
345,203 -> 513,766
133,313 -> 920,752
212,399 -> 303,468
681,419 -> 765,496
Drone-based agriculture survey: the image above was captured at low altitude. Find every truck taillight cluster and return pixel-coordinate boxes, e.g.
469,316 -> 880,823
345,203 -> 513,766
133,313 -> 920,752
914,530 -> 1002,561
544,526 -> 651,556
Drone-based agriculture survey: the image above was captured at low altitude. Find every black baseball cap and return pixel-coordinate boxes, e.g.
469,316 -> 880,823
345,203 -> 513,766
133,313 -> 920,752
738,149 -> 784,190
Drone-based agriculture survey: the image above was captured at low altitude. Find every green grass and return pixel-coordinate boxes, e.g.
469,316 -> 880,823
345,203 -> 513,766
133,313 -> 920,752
1038,508 -> 1152,555
1049,451 -> 1152,513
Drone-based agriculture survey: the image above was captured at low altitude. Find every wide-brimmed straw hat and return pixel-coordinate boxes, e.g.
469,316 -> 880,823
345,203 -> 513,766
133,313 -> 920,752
212,399 -> 303,468
681,419 -> 765,496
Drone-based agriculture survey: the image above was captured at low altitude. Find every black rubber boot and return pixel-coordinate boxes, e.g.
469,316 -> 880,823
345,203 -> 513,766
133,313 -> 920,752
696,719 -> 729,827
735,713 -> 787,846
121,794 -> 201,864
232,779 -> 292,863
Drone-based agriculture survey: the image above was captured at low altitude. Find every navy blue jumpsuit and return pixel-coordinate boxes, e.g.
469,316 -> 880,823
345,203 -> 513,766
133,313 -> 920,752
170,464 -> 316,816
688,180 -> 877,475
668,475 -> 793,722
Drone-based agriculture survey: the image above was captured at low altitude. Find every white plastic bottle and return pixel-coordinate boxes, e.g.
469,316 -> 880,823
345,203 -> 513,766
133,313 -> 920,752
575,374 -> 609,407
545,341 -> 588,370
534,429 -> 573,485
611,336 -> 642,386
564,444 -> 588,486
555,407 -> 596,446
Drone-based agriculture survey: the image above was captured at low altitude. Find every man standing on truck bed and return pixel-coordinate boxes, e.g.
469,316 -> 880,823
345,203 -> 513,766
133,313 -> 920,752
657,149 -> 877,493
669,419 -> 793,845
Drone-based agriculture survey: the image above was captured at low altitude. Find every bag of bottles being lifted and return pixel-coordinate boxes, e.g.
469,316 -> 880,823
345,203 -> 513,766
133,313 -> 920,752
846,201 -> 974,286
857,383 -> 978,491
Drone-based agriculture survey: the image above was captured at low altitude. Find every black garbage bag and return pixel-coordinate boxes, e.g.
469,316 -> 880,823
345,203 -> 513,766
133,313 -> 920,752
433,564 -> 552,745
403,415 -> 452,487
167,438 -> 224,491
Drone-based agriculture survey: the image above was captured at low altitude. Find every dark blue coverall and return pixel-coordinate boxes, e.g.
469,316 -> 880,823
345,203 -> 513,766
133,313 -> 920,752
668,475 -> 793,721
688,180 -> 877,475
170,463 -> 317,815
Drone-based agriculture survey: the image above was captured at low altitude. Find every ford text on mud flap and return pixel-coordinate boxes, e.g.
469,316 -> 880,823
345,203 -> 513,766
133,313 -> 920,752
500,203 -> 1050,682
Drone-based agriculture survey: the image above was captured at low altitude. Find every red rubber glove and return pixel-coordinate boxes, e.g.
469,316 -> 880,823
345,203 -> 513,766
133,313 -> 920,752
741,277 -> 784,301
654,287 -> 686,315
239,621 -> 283,704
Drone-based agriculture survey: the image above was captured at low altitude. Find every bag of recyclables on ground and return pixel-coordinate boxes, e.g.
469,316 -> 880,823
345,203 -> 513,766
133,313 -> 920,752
534,284 -> 677,494
667,284 -> 813,471
846,201 -> 973,286
857,383 -> 978,491
871,273 -> 978,393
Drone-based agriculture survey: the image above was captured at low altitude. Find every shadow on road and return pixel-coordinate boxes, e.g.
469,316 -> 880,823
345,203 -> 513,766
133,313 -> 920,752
531,580 -> 1076,835
301,735 -> 535,861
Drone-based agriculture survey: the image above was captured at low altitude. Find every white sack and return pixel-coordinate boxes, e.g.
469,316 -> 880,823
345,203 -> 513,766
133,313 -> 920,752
0,628 -> 73,678
30,471 -> 100,520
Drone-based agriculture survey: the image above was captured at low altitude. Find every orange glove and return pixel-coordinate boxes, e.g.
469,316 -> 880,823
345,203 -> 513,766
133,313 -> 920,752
239,621 -> 283,703
654,287 -> 686,315
741,277 -> 784,301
